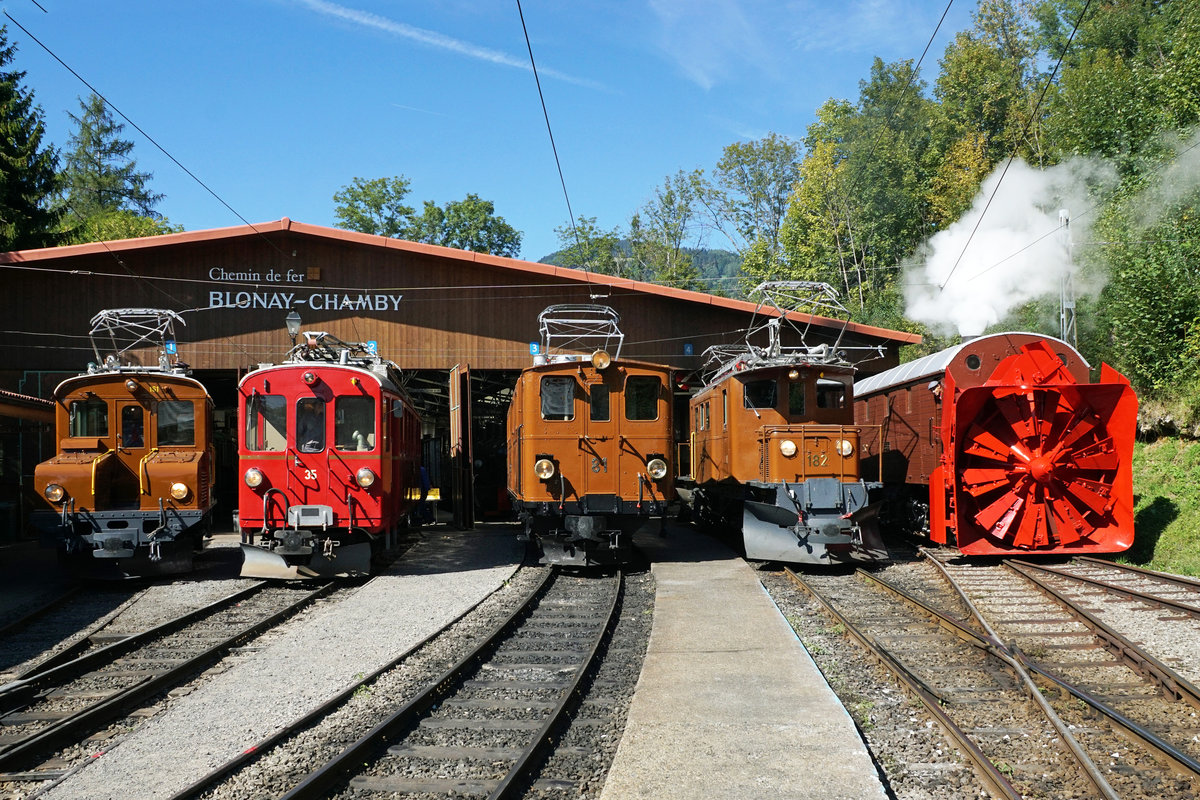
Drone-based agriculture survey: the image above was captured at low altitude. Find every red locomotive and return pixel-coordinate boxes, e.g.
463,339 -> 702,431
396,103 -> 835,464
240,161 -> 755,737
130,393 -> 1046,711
507,305 -> 675,566
854,332 -> 1137,556
678,282 -> 888,565
237,328 -> 421,579
31,309 -> 215,576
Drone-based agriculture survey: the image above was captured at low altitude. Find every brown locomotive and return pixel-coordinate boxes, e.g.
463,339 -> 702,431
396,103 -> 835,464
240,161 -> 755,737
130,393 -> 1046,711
506,305 -> 675,566
31,309 -> 215,575
678,282 -> 888,565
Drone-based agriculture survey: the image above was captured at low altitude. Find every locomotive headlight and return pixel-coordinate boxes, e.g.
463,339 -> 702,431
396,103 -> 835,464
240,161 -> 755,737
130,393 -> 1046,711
779,440 -> 798,457
534,458 -> 556,480
302,371 -> 317,385
170,482 -> 190,501
646,458 -> 668,480
836,439 -> 854,457
591,350 -> 612,371
355,467 -> 376,487
125,379 -> 138,392
45,483 -> 66,503
244,468 -> 265,488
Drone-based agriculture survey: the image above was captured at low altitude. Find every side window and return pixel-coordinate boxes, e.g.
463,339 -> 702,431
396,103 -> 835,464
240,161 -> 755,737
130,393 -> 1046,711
541,376 -> 575,421
69,399 -> 108,437
743,379 -> 777,410
625,376 -> 661,421
246,394 -> 287,452
788,382 -> 806,416
336,396 -> 375,450
121,405 -> 144,448
590,384 -> 610,421
722,389 -> 728,429
816,379 -> 846,410
158,400 -> 195,446
296,398 -> 326,452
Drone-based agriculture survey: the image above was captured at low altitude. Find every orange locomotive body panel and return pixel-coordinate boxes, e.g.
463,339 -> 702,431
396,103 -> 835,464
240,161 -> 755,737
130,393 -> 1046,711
507,357 -> 674,566
853,332 -> 1137,556
32,371 -> 215,574
237,334 -> 421,579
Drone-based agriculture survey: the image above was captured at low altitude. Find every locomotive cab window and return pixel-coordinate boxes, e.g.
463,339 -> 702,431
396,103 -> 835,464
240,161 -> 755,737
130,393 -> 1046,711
590,384 -> 610,422
246,393 -> 286,452
120,405 -> 144,448
816,378 -> 846,410
625,376 -> 661,421
69,398 -> 108,437
296,398 -> 326,453
157,400 -> 195,446
336,396 -> 375,451
788,382 -> 806,417
743,379 -> 777,410
541,376 -> 575,421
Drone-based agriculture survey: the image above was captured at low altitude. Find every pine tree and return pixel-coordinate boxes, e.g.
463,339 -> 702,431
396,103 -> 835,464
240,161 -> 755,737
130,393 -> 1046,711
61,93 -> 163,221
0,25 -> 63,250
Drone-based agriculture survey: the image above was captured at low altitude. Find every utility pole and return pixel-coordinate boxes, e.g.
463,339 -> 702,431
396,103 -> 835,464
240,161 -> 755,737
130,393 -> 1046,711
1059,209 -> 1077,347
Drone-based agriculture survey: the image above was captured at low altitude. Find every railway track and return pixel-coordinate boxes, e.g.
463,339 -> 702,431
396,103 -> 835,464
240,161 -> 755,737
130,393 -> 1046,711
250,570 -> 623,800
0,580 -> 334,784
786,557 -> 1200,800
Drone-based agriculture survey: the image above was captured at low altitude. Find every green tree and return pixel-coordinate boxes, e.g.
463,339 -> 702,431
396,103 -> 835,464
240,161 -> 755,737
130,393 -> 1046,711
60,93 -> 163,222
552,215 -> 624,276
696,132 -> 801,258
333,176 -> 415,237
62,209 -> 182,245
406,193 -> 522,257
629,170 -> 704,290
0,25 -> 63,250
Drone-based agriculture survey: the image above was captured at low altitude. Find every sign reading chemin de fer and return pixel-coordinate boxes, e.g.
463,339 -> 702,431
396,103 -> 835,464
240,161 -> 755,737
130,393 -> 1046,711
206,267 -> 403,311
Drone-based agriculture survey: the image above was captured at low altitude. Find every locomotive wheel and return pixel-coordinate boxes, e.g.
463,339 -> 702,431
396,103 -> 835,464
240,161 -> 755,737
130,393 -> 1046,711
957,385 -> 1124,551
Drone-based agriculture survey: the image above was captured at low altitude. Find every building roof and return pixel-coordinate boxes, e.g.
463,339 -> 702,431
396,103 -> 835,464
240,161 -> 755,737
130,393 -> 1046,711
1,218 -> 922,347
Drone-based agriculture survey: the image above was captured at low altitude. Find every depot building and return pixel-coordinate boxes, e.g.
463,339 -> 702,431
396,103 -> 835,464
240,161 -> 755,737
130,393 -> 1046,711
0,218 -> 920,534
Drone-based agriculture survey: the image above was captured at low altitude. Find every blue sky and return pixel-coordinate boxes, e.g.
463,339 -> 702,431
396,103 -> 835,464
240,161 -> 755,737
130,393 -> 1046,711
4,0 -> 976,262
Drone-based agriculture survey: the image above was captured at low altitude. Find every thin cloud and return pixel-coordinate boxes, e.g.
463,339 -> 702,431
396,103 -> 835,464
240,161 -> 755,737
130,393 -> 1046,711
792,0 -> 937,55
298,0 -> 605,90
649,0 -> 774,90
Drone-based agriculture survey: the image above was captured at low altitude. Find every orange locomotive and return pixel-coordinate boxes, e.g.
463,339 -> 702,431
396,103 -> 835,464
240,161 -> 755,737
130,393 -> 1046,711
507,305 -> 675,566
237,330 -> 421,579
679,283 -> 888,565
31,309 -> 215,575
853,332 -> 1137,556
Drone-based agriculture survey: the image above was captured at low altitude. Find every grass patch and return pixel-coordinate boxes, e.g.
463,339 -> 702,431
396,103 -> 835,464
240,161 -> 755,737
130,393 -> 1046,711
1123,438 -> 1200,575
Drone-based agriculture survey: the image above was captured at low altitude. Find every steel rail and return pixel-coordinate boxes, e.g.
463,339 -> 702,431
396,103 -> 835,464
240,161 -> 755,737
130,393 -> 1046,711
167,568 -> 552,800
1011,558 -> 1200,619
1075,556 -> 1200,590
783,568 -> 1024,800
278,568 -> 557,800
0,581 -> 334,772
0,587 -> 82,640
868,568 -> 1200,783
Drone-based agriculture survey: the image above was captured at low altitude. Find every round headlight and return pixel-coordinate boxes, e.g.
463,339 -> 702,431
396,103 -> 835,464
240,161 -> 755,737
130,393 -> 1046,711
646,458 -> 668,480
125,379 -> 138,392
780,440 -> 797,457
591,350 -> 612,370
836,439 -> 854,457
244,468 -> 265,488
534,458 -> 556,480
170,482 -> 190,501
45,483 -> 66,503
356,467 -> 376,487
302,371 -> 317,385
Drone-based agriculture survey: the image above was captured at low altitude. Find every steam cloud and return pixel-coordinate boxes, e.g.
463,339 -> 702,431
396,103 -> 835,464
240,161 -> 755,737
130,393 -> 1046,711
904,157 -> 1117,337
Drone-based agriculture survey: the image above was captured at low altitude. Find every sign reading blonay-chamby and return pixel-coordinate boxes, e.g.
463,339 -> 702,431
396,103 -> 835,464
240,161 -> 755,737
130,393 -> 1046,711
207,267 -> 403,311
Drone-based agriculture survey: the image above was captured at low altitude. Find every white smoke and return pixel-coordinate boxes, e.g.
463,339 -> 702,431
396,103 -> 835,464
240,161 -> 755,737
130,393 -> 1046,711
904,157 -> 1117,337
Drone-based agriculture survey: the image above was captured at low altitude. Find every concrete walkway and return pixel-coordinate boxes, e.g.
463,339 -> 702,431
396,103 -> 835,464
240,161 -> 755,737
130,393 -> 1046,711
602,525 -> 887,799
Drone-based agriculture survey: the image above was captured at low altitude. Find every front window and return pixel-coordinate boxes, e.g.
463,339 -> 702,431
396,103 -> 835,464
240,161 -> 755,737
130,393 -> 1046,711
246,393 -> 286,452
336,396 -> 375,450
296,398 -> 326,453
590,384 -> 610,421
743,379 -> 777,410
541,376 -> 575,421
69,399 -> 108,437
789,382 -> 806,416
121,405 -> 144,448
626,376 -> 660,421
158,400 -> 195,446
816,379 -> 846,410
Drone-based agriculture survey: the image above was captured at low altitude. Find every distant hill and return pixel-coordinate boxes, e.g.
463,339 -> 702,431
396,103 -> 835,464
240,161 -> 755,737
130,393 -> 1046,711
538,242 -> 742,296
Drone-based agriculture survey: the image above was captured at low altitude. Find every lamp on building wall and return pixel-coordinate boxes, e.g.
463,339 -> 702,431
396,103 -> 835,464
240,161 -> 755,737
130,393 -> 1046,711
285,310 -> 302,345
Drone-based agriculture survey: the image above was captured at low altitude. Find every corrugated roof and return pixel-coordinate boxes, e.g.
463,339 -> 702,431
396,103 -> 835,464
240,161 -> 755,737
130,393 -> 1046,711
0,218 -> 922,346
